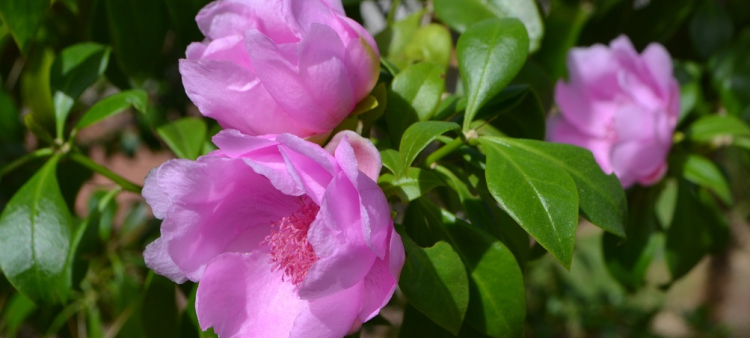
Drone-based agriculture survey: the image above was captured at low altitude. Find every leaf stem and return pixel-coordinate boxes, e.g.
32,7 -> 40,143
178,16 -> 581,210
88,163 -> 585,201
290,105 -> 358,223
69,152 -> 142,193
425,137 -> 465,167
386,0 -> 402,25
0,148 -> 54,179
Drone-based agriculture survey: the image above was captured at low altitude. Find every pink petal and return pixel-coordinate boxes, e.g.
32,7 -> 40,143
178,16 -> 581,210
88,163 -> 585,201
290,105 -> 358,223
358,231 -> 403,321
195,0 -> 296,43
610,140 -> 668,188
640,43 -> 674,100
300,172 -> 376,299
193,35 -> 253,71
554,80 -> 618,138
566,44 -> 620,99
142,167 -> 170,219
245,25 -> 354,135
143,238 -> 187,283
179,59 -> 313,136
276,133 -> 337,204
153,156 -> 298,280
289,282 -> 364,338
196,252 -> 307,338
325,131 -> 382,182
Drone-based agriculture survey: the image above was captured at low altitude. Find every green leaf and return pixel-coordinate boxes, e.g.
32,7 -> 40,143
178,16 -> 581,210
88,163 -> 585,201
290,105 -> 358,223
380,149 -> 403,175
142,273 -> 179,338
21,48 -> 56,129
404,24 -> 453,69
0,155 -> 73,304
458,19 -> 529,131
398,304 -> 458,338
400,237 -> 469,335
666,180 -> 729,281
602,187 -> 660,291
434,165 -> 530,270
688,115 -> 750,143
156,118 -> 208,160
480,90 -> 546,141
379,167 -> 444,202
0,88 -> 23,143
0,0 -> 50,54
50,43 -> 111,138
0,293 -> 37,336
433,0 -> 543,51
360,83 -> 388,138
76,89 -> 148,129
386,62 -> 446,146
682,154 -> 732,205
493,138 -> 626,237
479,137 -> 579,268
399,121 -> 460,175
105,0 -> 169,79
435,205 -> 525,337
375,10 -> 423,69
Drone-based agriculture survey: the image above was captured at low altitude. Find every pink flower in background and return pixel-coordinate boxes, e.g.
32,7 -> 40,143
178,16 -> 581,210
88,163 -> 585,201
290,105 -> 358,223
547,35 -> 679,188
180,0 -> 380,138
143,130 -> 403,338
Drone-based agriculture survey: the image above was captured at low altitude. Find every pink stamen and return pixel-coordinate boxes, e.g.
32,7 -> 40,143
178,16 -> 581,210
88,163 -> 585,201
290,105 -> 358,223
263,197 -> 320,285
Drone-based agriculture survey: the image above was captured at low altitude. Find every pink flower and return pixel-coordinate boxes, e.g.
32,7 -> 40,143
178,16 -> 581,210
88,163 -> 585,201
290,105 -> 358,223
142,130 -> 403,338
180,0 -> 380,138
547,35 -> 679,188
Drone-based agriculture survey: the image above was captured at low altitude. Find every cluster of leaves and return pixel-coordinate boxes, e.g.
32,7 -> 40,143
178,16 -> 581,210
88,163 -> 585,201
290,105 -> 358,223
0,0 -> 749,337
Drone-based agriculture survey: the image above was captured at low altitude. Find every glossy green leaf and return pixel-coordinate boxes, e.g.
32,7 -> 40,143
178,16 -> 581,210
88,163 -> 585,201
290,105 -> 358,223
379,167 -> 444,202
436,205 -> 526,337
386,62 -> 446,146
666,181 -> 729,281
380,149 -> 403,175
688,115 -> 750,143
0,0 -> 50,54
433,0 -> 543,51
400,237 -> 469,335
458,19 -> 529,131
683,154 -> 732,205
76,89 -> 148,129
479,136 -> 579,268
0,156 -> 73,304
495,138 -> 626,237
156,118 -> 208,160
482,90 -> 546,141
399,121 -> 460,175
434,165 -> 530,270
602,187 -> 660,291
50,43 -> 111,138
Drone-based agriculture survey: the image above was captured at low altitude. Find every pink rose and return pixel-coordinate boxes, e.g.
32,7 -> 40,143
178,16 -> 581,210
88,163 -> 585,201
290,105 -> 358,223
547,35 -> 680,188
180,0 -> 380,138
142,130 -> 403,338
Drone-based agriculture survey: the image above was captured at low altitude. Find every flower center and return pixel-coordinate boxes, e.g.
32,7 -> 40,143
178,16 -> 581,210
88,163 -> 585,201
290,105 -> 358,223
263,197 -> 319,285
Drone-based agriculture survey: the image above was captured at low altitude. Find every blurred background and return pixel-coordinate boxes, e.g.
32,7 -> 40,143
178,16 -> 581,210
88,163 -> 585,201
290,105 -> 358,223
0,0 -> 749,337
